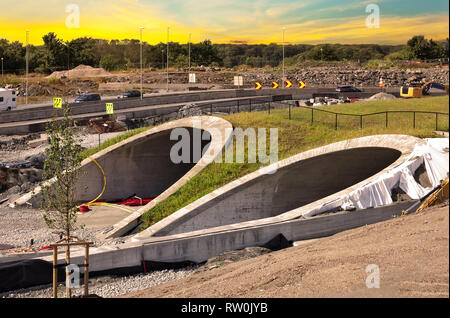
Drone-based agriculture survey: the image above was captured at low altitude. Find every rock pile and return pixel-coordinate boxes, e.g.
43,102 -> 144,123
244,67 -> 449,87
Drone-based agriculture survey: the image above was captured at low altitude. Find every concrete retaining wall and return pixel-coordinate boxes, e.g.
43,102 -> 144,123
151,147 -> 401,236
134,135 -> 423,240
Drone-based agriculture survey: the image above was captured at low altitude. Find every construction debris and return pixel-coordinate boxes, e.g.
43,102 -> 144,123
417,178 -> 449,212
87,117 -> 126,134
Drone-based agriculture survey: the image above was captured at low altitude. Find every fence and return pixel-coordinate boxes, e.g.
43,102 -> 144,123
120,98 -> 449,132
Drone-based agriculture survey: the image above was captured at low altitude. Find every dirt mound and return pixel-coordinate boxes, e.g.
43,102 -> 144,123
122,205 -> 449,298
367,92 -> 398,101
46,65 -> 112,79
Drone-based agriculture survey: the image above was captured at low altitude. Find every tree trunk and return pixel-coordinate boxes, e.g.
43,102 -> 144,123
65,221 -> 71,298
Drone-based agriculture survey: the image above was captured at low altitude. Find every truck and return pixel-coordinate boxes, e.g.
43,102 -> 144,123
0,88 -> 17,111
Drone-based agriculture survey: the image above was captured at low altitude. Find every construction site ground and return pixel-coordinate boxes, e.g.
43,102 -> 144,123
122,204 -> 449,298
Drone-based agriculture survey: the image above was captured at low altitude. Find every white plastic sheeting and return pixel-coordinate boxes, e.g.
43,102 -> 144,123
303,138 -> 449,217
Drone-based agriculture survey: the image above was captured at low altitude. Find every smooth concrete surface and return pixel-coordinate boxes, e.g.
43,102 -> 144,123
13,116 -> 233,238
148,147 -> 401,237
6,200 -> 416,275
76,205 -> 136,230
134,135 -> 423,240
0,134 -> 425,283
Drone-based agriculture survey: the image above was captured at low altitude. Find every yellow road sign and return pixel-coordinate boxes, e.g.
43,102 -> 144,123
299,82 -> 306,89
53,97 -> 62,109
106,103 -> 114,114
285,81 -> 292,88
255,82 -> 262,90
272,82 -> 279,89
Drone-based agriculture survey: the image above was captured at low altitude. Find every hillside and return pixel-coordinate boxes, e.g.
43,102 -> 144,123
122,204 -> 449,298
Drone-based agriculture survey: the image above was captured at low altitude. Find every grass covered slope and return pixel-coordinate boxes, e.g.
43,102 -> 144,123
139,96 -> 449,230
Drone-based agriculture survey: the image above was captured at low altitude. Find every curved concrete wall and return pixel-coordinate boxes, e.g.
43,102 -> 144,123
73,127 -> 211,202
14,116 -> 233,238
151,147 -> 401,236
135,135 -> 423,240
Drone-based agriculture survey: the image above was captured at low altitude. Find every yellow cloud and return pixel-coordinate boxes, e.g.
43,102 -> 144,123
0,0 -> 448,45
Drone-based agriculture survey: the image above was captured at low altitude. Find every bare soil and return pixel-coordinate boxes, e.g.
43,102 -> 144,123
122,205 -> 449,298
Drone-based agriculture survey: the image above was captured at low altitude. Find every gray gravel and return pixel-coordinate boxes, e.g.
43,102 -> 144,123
0,204 -> 127,251
0,266 -> 199,298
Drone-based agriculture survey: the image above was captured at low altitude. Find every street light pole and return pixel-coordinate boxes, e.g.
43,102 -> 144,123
167,26 -> 170,92
1,58 -> 3,79
188,33 -> 191,71
140,27 -> 144,100
26,30 -> 29,105
282,27 -> 286,82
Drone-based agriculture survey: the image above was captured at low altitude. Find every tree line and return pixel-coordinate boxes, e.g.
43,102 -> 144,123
0,33 -> 448,74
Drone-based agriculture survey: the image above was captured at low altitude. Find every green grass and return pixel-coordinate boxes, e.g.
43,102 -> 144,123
81,126 -> 151,160
139,96 -> 449,230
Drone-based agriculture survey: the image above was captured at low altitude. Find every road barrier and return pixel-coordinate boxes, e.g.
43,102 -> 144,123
120,98 -> 449,132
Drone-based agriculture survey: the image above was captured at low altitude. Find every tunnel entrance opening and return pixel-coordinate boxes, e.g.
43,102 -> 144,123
75,127 -> 211,203
155,147 -> 402,236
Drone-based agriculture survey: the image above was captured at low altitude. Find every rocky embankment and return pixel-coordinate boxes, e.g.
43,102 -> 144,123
243,67 -> 449,87
6,66 -> 449,97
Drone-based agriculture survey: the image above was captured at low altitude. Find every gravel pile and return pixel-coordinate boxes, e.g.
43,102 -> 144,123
1,266 -> 199,298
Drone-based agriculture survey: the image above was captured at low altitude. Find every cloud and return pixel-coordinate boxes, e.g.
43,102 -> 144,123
0,0 -> 448,45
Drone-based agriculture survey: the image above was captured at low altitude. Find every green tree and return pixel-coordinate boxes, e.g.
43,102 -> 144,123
42,32 -> 67,70
41,106 -> 84,298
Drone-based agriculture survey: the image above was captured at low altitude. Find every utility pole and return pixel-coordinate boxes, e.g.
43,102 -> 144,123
1,58 -> 3,79
282,27 -> 286,82
188,33 -> 191,71
140,27 -> 144,100
161,49 -> 164,69
26,30 -> 29,105
67,41 -> 70,77
167,26 -> 170,92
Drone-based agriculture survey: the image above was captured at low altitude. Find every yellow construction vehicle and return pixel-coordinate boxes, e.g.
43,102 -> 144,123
400,82 -> 449,98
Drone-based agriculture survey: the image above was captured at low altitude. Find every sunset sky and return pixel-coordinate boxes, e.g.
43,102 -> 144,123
1,0 -> 449,45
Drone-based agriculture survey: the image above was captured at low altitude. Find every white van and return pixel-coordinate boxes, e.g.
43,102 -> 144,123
0,88 -> 17,111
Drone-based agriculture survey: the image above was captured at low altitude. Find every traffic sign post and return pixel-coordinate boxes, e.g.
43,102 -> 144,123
299,82 -> 306,89
255,82 -> 262,90
189,73 -> 196,84
53,97 -> 62,109
234,76 -> 243,89
272,82 -> 279,89
285,80 -> 292,88
106,103 -> 114,115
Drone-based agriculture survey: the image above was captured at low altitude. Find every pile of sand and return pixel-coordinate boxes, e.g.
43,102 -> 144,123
46,65 -> 112,79
367,92 -> 397,101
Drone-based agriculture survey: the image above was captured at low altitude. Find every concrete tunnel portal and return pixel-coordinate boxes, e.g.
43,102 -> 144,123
75,127 -> 211,202
150,146 -> 402,237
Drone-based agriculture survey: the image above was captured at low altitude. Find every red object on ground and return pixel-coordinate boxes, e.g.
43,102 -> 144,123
116,198 -> 154,206
79,205 -> 91,213
38,245 -> 52,251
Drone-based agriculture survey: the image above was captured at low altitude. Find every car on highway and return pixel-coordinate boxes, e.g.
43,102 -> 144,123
117,90 -> 142,99
74,93 -> 101,103
336,86 -> 362,92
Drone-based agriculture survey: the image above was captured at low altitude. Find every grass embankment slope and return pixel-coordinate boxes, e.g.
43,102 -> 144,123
139,95 -> 449,229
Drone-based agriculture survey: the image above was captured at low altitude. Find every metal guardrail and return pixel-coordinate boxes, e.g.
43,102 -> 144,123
107,97 -> 449,132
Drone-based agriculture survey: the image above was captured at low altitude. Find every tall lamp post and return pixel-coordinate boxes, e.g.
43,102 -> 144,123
188,33 -> 191,71
26,30 -> 29,105
1,58 -> 3,79
167,26 -> 170,92
282,27 -> 286,82
140,27 -> 144,100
